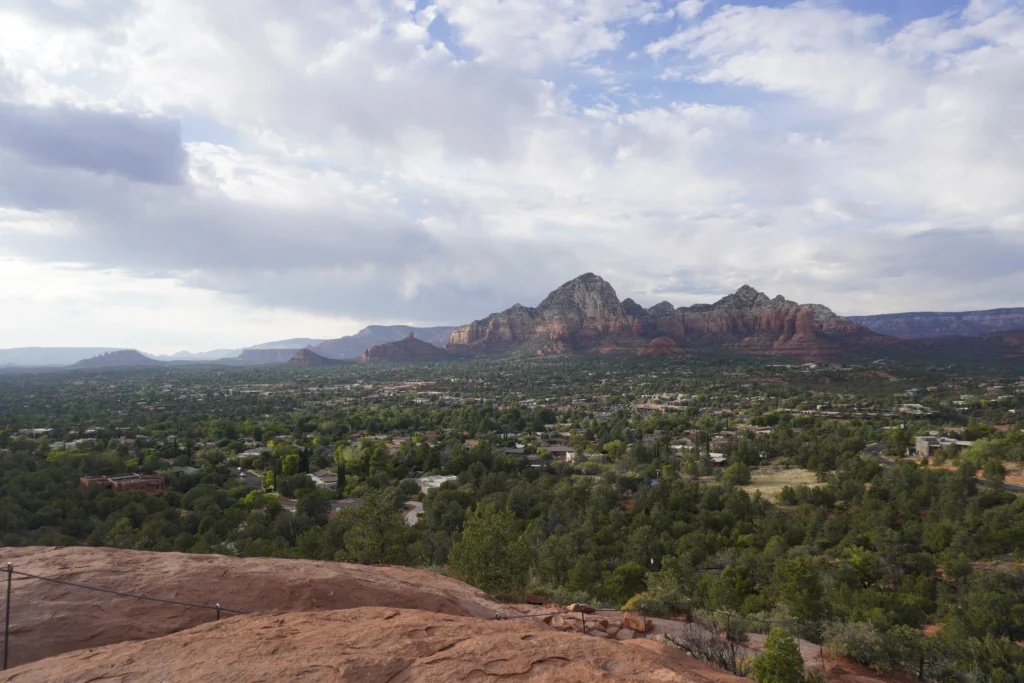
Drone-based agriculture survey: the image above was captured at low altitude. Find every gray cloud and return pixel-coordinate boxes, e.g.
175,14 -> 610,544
0,102 -> 186,184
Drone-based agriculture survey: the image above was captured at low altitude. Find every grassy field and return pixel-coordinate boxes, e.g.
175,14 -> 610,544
742,467 -> 821,501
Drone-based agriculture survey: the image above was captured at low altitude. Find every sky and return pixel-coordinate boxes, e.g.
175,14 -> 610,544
0,0 -> 1023,353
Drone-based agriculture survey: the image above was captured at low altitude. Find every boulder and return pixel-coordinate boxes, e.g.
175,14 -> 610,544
568,602 -> 596,614
624,612 -> 654,633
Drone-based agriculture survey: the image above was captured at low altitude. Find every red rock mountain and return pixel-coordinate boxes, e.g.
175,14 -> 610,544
361,332 -> 450,363
446,274 -> 882,360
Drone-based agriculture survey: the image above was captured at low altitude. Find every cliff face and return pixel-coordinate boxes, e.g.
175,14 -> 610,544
448,276 -> 879,360
849,308 -> 1024,338
448,274 -> 642,356
361,333 -> 450,363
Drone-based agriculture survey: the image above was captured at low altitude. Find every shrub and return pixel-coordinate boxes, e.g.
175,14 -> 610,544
752,627 -> 805,683
824,621 -> 890,672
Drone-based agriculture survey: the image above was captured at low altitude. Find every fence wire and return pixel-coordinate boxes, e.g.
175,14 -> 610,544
2,562 -> 248,671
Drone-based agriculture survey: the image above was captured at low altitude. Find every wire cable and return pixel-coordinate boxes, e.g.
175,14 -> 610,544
9,570 -> 250,615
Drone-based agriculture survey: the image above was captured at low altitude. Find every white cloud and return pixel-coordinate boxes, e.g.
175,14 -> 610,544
0,0 -> 1023,349
0,259 -> 363,353
434,0 -> 659,69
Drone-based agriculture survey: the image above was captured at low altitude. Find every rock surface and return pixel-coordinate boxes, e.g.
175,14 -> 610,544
0,546 -> 502,668
361,333 -> 450,363
447,275 -> 880,360
0,607 -> 741,683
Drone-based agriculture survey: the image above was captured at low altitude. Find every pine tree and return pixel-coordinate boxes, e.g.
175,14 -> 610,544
752,627 -> 805,683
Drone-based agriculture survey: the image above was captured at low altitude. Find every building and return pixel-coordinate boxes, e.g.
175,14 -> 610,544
80,474 -> 165,495
915,436 -> 973,458
310,469 -> 339,491
416,475 -> 457,493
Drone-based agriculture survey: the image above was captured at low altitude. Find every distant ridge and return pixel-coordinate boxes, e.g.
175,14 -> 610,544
311,325 -> 455,359
850,308 -> 1024,338
72,350 -> 165,369
0,347 -> 125,366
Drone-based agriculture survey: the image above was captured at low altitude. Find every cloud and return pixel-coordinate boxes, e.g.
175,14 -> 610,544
434,0 -> 659,69
0,102 -> 186,184
0,0 -> 1023,348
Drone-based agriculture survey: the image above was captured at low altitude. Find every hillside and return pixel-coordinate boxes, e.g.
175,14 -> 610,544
225,348 -> 301,364
312,325 -> 455,359
71,350 -> 165,368
287,349 -> 344,365
361,332 -> 450,363
447,274 -> 886,360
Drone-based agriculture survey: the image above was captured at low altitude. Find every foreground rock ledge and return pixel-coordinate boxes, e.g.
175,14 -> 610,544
0,546 -> 503,667
0,607 -> 741,683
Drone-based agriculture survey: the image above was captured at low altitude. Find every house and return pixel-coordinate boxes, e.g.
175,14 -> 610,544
80,474 -> 165,495
545,444 -> 575,462
915,436 -> 973,458
310,469 -> 339,491
709,453 -> 728,466
416,475 -> 457,493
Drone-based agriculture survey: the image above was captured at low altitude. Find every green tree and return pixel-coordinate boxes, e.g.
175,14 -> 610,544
752,627 -> 805,683
340,489 -> 408,565
447,505 -> 529,599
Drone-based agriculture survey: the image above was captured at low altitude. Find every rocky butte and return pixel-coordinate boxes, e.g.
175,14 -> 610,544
445,273 -> 884,361
361,332 -> 450,363
286,349 -> 343,366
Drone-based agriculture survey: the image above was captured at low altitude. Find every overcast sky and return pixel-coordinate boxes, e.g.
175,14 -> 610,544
1,0 -> 1022,353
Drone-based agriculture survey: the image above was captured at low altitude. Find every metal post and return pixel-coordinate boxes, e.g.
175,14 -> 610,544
642,604 -> 647,638
4,562 -> 12,671
215,603 -> 221,621
581,611 -> 586,635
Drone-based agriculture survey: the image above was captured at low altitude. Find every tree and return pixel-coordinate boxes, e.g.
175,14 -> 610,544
340,489 -> 408,565
752,627 -> 805,683
333,446 -> 347,497
446,505 -> 529,599
605,561 -> 647,606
